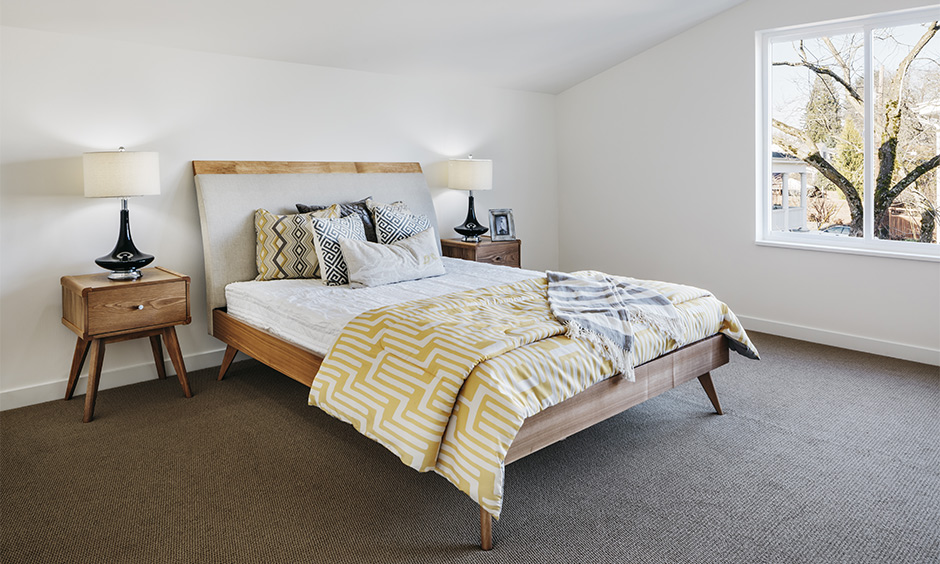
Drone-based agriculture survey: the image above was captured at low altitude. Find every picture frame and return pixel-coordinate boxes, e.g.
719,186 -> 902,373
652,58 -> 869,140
488,209 -> 515,241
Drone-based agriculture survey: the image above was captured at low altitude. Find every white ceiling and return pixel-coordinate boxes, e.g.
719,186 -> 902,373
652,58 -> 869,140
1,0 -> 745,93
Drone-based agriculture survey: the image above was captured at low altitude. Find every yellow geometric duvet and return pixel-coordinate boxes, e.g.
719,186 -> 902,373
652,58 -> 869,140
308,276 -> 757,518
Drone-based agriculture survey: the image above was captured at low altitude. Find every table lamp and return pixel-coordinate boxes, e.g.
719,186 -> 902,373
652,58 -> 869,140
448,155 -> 493,242
83,147 -> 160,280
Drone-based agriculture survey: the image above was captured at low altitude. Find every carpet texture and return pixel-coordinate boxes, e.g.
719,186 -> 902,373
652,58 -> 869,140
1,332 -> 938,563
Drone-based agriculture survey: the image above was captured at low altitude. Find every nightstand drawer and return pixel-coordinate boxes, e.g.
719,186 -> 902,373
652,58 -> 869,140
85,280 -> 188,336
475,245 -> 520,267
440,237 -> 522,268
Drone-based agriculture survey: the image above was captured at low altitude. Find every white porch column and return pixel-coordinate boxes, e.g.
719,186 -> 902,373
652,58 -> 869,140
800,172 -> 808,229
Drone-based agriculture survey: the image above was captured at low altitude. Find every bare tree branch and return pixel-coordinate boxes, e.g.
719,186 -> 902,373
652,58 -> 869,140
772,118 -> 813,142
818,36 -> 867,121
882,22 -> 939,143
891,21 -> 939,98
772,119 -> 864,230
773,60 -> 862,103
885,153 -> 940,203
822,37 -> 853,82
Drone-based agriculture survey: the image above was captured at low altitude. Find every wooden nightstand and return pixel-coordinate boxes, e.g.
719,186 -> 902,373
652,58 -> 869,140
441,237 -> 521,268
61,266 -> 192,422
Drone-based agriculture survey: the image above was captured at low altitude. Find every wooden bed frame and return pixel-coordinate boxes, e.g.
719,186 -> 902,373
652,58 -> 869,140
193,160 -> 731,550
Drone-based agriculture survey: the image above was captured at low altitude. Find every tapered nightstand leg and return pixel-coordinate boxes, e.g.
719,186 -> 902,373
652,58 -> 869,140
163,327 -> 192,398
218,345 -> 238,381
149,334 -> 167,380
83,339 -> 105,423
65,338 -> 91,400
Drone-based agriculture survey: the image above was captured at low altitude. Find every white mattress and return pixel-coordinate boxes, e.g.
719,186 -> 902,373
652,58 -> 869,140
225,257 -> 542,356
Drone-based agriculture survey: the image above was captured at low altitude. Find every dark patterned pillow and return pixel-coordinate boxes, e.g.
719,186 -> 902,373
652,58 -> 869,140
297,197 -> 377,242
373,206 -> 432,245
310,215 -> 367,286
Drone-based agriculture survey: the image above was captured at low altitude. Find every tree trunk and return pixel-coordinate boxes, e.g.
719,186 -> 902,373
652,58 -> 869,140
919,209 -> 936,243
804,152 -> 864,234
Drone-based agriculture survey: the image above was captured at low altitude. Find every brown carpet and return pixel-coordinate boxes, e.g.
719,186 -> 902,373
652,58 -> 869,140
1,332 -> 938,563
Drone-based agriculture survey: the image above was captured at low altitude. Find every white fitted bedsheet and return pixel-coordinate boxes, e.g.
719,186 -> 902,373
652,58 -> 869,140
225,257 -> 542,356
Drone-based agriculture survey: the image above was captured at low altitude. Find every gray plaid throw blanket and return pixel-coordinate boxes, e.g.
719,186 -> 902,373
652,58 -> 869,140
546,270 -> 684,381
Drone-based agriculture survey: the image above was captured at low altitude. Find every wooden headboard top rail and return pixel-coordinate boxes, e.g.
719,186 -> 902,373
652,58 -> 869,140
193,160 -> 438,334
192,161 -> 423,175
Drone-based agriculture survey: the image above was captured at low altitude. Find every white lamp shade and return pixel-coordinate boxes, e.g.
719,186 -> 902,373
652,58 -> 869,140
448,159 -> 493,191
83,151 -> 161,198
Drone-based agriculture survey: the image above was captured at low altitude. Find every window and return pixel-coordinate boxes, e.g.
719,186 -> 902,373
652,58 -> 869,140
758,7 -> 940,261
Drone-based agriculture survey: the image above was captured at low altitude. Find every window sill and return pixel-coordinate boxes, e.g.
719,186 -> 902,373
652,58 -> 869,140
756,237 -> 940,262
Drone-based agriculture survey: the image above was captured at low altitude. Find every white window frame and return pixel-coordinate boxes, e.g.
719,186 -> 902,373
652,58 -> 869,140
756,6 -> 940,262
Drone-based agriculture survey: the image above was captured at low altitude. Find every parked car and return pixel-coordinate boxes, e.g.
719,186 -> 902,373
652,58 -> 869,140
820,225 -> 852,236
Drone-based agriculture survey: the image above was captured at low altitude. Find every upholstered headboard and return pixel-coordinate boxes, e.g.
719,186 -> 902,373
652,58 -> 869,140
193,161 -> 440,334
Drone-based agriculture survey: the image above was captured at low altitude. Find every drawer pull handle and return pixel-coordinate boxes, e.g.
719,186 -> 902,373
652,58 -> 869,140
136,305 -> 144,310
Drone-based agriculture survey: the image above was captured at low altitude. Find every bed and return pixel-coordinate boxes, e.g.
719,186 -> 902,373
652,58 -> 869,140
193,160 -> 755,550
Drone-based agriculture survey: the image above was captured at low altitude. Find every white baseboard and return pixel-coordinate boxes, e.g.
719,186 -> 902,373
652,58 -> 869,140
737,315 -> 940,366
4,320 -> 936,411
0,348 -> 241,412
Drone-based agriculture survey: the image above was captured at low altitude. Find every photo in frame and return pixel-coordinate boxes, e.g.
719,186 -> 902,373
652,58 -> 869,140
488,209 -> 515,241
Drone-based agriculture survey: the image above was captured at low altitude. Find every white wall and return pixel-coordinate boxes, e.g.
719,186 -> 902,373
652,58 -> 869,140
557,0 -> 940,364
0,27 -> 558,409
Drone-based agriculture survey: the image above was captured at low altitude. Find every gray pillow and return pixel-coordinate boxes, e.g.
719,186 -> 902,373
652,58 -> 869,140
297,197 -> 376,242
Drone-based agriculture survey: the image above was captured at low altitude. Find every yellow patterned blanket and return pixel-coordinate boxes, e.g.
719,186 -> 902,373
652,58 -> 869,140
308,276 -> 757,518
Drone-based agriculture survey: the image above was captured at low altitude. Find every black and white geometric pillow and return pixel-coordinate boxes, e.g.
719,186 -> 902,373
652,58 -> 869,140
373,206 -> 432,245
310,215 -> 367,286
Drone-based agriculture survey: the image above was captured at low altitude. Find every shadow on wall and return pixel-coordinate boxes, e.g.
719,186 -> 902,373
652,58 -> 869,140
423,160 -> 448,188
2,156 -> 84,198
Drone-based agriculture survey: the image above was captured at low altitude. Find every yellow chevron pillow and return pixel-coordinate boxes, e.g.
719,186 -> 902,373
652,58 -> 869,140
254,206 -> 339,281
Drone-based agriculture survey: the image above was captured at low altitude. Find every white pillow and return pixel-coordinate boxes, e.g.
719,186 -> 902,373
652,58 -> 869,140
340,228 -> 445,288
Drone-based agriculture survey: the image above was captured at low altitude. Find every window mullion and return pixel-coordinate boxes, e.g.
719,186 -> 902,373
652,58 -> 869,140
761,33 -> 772,241
863,25 -> 874,242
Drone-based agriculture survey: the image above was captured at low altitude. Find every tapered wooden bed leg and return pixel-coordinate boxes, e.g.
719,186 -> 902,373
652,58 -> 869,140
480,507 -> 493,550
218,345 -> 238,381
697,372 -> 723,415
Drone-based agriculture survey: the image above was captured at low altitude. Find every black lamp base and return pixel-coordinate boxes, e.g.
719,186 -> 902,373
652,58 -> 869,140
95,203 -> 154,280
454,192 -> 488,243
